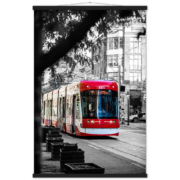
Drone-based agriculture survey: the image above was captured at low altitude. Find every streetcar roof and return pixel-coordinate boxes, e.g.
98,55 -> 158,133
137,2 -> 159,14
43,80 -> 118,98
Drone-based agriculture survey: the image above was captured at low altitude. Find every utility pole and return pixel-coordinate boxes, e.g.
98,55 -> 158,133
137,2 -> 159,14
127,96 -> 130,125
118,65 -> 121,121
126,90 -> 130,126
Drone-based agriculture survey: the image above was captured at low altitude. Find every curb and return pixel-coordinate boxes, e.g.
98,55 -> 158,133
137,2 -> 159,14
120,124 -> 146,130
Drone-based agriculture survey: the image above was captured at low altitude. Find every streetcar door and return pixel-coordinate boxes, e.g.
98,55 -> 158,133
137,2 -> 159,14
49,100 -> 52,126
47,100 -> 50,126
62,97 -> 66,132
72,95 -> 76,133
57,97 -> 61,129
43,101 -> 45,124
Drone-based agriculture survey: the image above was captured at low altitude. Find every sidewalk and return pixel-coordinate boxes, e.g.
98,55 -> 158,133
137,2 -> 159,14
120,122 -> 146,130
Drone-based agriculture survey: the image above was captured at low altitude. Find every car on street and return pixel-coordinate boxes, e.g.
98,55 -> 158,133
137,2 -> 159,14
122,112 -> 146,122
139,112 -> 146,122
123,114 -> 139,122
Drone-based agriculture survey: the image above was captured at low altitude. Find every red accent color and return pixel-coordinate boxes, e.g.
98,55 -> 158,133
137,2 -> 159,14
52,120 -> 58,127
45,119 -> 52,126
65,123 -> 73,135
44,119 -> 51,126
80,80 -> 118,92
44,119 -> 47,126
84,132 -> 119,136
63,123 -> 66,132
81,119 -> 120,128
62,123 -> 73,135
66,124 -> 70,133
75,126 -> 86,136
45,119 -> 57,127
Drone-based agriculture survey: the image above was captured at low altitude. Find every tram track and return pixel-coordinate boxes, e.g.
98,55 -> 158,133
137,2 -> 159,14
61,129 -> 146,165
75,136 -> 146,165
85,140 -> 146,165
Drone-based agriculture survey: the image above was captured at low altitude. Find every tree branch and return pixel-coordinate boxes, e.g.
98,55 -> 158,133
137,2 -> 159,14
35,10 -> 107,75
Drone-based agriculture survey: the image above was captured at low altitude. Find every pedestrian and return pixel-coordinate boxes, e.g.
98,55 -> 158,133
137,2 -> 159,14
137,109 -> 142,118
99,107 -> 106,113
120,112 -> 125,124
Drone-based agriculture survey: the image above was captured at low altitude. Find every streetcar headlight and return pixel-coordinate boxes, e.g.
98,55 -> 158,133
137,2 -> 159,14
113,121 -> 115,123
110,120 -> 112,123
87,120 -> 90,123
91,120 -> 94,123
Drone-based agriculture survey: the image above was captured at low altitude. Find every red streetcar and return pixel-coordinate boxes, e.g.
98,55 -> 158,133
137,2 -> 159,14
43,80 -> 120,136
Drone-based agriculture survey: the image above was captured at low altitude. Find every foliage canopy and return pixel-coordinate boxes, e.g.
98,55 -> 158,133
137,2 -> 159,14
40,10 -> 145,90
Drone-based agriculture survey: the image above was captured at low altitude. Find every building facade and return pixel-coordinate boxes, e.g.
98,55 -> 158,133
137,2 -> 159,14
92,23 -> 146,113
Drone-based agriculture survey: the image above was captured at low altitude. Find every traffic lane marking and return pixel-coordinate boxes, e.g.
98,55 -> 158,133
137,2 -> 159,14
88,144 -> 100,150
87,141 -> 146,165
62,133 -> 146,164
82,139 -> 89,142
129,147 -> 146,154
115,138 -> 146,148
82,138 -> 146,160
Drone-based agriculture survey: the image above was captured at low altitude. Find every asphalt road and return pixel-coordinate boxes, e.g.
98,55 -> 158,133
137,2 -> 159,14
41,125 -> 146,175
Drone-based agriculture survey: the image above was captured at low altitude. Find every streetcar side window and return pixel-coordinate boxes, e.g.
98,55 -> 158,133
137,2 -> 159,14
76,96 -> 81,119
45,101 -> 48,119
47,101 -> 49,118
59,98 -> 61,117
49,100 -> 52,116
52,97 -> 57,116
43,101 -> 45,115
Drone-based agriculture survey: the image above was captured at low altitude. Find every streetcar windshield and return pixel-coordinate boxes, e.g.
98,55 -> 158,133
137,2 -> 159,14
81,90 -> 118,119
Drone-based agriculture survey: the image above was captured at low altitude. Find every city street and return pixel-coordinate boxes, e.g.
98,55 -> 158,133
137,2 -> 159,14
35,7 -> 148,177
41,123 -> 146,174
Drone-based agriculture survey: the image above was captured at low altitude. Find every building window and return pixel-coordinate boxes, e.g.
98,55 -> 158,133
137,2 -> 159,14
108,37 -> 123,49
96,68 -> 99,76
107,55 -> 118,67
130,38 -> 141,54
119,37 -> 123,49
130,72 -> 141,84
108,56 -> 113,66
109,38 -> 113,49
104,65 -> 106,73
100,66 -> 103,73
109,37 -> 118,49
130,55 -> 142,70
114,38 -> 118,49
